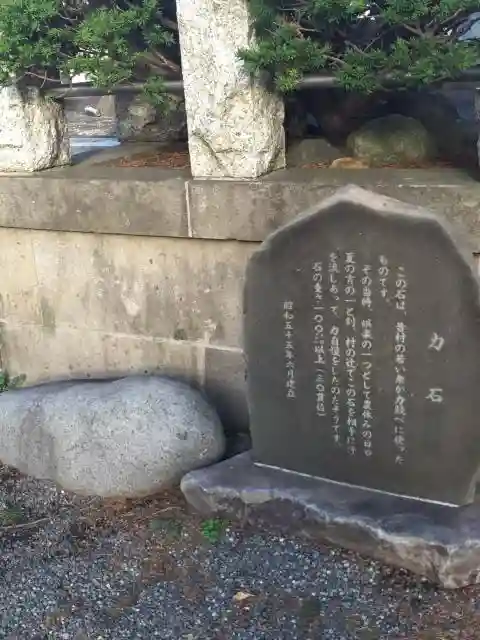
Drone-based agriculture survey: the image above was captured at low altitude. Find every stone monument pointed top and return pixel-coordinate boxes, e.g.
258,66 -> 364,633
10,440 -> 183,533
257,184 -> 474,262
244,186 -> 480,506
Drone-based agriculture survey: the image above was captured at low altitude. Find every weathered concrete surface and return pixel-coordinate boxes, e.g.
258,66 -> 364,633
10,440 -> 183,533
2,322 -> 246,438
1,166 -> 480,440
181,451 -> 480,589
1,167 -> 480,248
0,168 -> 189,238
0,226 -> 250,437
177,0 -> 285,178
204,347 -> 249,436
187,169 -> 480,248
2,324 -> 203,386
0,86 -> 70,172
0,229 -> 251,348
0,376 -> 225,497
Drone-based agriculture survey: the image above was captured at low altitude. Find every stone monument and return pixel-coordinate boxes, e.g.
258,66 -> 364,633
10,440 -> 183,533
246,185 -> 480,506
182,186 -> 480,588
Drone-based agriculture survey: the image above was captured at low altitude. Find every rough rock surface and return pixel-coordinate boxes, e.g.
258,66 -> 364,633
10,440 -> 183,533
115,94 -> 188,143
177,0 -> 285,178
181,451 -> 480,589
287,138 -> 343,166
0,85 -> 70,172
347,114 -> 435,166
0,376 -> 225,497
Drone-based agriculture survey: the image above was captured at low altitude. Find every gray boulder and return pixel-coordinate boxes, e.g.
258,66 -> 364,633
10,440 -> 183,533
287,138 -> 343,167
0,376 -> 225,497
347,114 -> 435,166
116,94 -> 187,143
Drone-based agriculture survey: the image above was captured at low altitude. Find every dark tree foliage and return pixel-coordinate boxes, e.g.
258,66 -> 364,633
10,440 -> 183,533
0,0 -> 179,104
2,0 -> 479,103
240,0 -> 480,92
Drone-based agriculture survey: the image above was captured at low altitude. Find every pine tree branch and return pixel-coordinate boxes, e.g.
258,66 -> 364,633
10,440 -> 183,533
142,50 -> 181,75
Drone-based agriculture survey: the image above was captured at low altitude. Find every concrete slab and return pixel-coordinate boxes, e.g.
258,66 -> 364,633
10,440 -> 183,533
182,451 -> 480,589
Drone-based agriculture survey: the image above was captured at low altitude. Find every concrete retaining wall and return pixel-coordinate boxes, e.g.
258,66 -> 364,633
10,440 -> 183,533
1,164 -> 479,436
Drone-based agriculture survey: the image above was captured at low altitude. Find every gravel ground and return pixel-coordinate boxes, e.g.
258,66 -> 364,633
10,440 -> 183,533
0,465 -> 479,640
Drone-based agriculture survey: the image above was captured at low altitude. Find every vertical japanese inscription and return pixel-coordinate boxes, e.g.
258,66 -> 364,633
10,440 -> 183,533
378,255 -> 390,299
306,251 -> 414,464
361,263 -> 374,457
283,301 -> 296,399
395,265 -> 407,314
393,265 -> 408,464
426,332 -> 446,405
361,319 -> 373,457
329,251 -> 340,318
328,253 -> 341,443
312,263 -> 326,418
345,252 -> 357,455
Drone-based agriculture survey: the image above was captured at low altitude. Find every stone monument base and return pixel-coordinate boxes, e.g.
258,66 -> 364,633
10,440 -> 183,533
181,451 -> 480,589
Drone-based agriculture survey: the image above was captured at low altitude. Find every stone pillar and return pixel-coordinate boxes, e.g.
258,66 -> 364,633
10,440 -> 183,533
177,0 -> 286,179
0,85 -> 70,172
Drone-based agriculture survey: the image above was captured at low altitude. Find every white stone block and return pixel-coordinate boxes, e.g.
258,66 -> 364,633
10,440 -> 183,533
177,0 -> 286,179
0,85 -> 70,172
